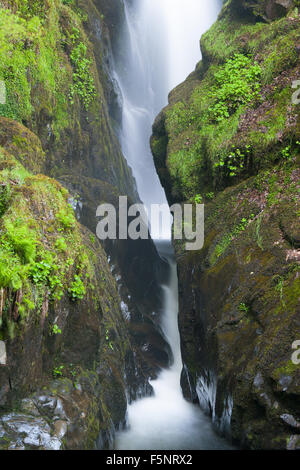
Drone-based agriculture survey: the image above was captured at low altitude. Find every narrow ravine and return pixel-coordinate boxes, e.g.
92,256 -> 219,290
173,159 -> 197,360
114,0 -> 232,450
115,244 -> 232,450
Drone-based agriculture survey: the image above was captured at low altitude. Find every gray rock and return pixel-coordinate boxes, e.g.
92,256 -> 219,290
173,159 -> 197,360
53,420 -> 68,439
0,423 -> 5,438
34,396 -> 58,417
279,375 -> 293,391
20,399 -> 40,417
8,439 -> 25,450
2,413 -> 49,433
54,398 -> 66,419
41,436 -> 61,451
287,435 -> 300,450
1,413 -> 62,450
0,341 -> 6,365
280,414 -> 300,429
253,372 -> 264,388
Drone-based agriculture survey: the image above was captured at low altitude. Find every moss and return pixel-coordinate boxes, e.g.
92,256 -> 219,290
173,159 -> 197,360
156,7 -> 300,202
0,1 -> 97,137
273,361 -> 299,379
0,147 -> 99,338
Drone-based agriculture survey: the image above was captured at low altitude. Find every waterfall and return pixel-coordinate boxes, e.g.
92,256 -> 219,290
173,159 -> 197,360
114,0 -> 232,450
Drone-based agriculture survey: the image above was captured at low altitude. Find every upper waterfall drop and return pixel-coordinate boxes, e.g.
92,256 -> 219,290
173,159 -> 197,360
114,0 -> 222,240
161,0 -> 222,90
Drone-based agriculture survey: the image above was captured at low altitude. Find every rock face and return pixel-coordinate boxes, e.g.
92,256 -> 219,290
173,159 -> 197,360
151,0 -> 300,449
0,0 -> 170,449
233,0 -> 296,21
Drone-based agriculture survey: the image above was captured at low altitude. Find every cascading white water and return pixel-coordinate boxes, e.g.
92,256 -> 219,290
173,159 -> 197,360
114,0 -> 232,450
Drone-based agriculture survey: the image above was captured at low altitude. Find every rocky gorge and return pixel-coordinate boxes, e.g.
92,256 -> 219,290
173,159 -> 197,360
0,0 -> 170,449
151,0 -> 300,450
0,0 -> 299,451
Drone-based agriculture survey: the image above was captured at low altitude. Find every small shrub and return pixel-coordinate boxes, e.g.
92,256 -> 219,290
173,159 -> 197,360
5,220 -> 36,264
50,323 -> 62,336
55,237 -> 67,252
208,54 -> 262,122
239,302 -> 249,314
53,365 -> 64,378
68,30 -> 96,110
194,194 -> 203,204
214,145 -> 251,179
68,274 -> 85,301
56,208 -> 76,231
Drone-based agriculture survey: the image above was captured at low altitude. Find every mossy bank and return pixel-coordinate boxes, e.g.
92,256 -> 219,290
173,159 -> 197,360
151,0 -> 300,449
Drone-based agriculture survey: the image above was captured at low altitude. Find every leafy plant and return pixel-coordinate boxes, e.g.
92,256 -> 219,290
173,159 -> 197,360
239,303 -> 249,314
68,274 -> 85,301
211,214 -> 255,264
50,324 -> 62,336
208,54 -> 262,122
281,145 -> 292,160
53,365 -> 64,378
31,258 -> 52,285
49,273 -> 64,301
68,29 -> 96,110
105,329 -> 114,351
0,185 -> 10,217
55,237 -> 67,252
56,208 -> 76,231
194,194 -> 203,204
214,145 -> 251,178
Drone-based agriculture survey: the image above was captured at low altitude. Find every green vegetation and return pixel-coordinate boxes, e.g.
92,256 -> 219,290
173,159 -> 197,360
68,274 -> 86,301
105,329 -> 114,351
154,10 -> 300,201
0,8 -> 43,121
239,303 -> 250,314
50,324 -> 62,336
0,149 -> 95,340
214,145 -> 251,178
68,28 -> 96,110
53,364 -> 64,378
210,214 -> 255,265
193,194 -> 203,204
0,1 -> 96,136
208,54 -> 261,122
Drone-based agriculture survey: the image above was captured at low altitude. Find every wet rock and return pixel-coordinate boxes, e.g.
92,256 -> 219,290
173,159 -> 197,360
0,341 -> 6,365
280,414 -> 300,429
278,375 -> 293,392
0,413 -> 62,450
232,0 -> 296,21
54,398 -> 67,420
34,396 -> 57,416
287,435 -> 300,450
20,399 -> 40,417
253,372 -> 264,389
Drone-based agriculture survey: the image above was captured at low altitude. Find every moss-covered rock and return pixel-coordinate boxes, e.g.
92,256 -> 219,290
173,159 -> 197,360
151,4 -> 300,203
0,144 -> 156,448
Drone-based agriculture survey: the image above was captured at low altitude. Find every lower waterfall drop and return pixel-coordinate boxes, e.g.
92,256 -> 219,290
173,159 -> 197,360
115,245 -> 231,450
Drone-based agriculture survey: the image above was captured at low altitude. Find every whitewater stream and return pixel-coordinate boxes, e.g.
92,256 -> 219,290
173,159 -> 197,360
114,0 -> 232,450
